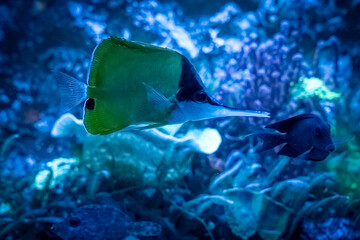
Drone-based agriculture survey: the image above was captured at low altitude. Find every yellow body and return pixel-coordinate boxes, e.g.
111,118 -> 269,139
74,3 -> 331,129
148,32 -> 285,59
84,37 -> 183,135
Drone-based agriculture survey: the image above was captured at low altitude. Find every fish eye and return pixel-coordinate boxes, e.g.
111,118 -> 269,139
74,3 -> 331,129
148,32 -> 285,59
86,98 -> 95,110
194,91 -> 208,103
69,217 -> 81,227
314,127 -> 321,136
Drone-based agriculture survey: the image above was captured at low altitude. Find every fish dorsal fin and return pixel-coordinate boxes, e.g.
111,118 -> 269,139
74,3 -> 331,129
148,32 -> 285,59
142,82 -> 172,113
266,114 -> 316,133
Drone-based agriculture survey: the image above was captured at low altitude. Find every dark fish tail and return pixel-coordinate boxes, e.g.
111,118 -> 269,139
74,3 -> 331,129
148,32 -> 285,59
53,71 -> 87,112
253,132 -> 286,152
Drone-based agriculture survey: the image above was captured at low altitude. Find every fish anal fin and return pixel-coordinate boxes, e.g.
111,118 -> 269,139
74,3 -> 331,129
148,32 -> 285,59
266,114 -> 316,133
278,144 -> 301,158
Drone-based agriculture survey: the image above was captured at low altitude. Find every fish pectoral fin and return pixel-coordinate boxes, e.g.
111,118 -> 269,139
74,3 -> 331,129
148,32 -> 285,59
278,144 -> 301,158
141,82 -> 172,112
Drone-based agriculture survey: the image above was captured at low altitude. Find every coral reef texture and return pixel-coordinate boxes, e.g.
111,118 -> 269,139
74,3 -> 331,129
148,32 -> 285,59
0,0 -> 359,239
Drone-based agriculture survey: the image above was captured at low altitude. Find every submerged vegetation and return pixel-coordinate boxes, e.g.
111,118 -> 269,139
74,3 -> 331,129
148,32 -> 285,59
0,0 -> 360,239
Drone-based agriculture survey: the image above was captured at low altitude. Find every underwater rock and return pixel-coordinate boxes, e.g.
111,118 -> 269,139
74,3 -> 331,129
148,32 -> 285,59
52,204 -> 162,240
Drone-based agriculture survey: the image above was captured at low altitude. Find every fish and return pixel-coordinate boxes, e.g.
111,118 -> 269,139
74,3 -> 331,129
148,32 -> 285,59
253,113 -> 335,161
51,205 -> 162,240
55,37 -> 269,135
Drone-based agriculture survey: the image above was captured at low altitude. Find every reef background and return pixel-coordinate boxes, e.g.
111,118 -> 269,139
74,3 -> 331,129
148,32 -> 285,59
1,0 -> 360,239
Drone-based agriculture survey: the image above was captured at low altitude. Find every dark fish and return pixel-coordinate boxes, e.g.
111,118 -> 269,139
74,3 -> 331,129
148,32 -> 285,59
254,114 -> 335,161
51,205 -> 162,240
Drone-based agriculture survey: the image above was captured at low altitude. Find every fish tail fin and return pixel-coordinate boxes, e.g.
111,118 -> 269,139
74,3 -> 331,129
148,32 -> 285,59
128,221 -> 162,237
53,71 -> 87,112
253,132 -> 286,152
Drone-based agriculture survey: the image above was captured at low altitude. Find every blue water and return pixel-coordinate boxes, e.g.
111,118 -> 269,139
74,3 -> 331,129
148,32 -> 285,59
1,0 -> 360,239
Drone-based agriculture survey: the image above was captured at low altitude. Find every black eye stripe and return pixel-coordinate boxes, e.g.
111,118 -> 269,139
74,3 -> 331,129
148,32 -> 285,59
86,98 -> 95,110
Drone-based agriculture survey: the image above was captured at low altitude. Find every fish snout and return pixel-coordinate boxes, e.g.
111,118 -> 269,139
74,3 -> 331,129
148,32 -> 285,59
326,144 -> 335,153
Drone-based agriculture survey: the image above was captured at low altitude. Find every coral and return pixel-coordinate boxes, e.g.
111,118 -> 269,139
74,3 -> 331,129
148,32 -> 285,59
51,113 -> 222,187
0,0 -> 359,239
291,77 -> 341,100
33,157 -> 79,190
83,131 -> 194,186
